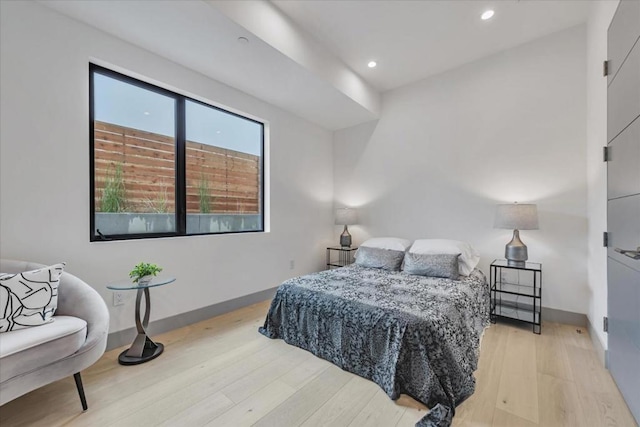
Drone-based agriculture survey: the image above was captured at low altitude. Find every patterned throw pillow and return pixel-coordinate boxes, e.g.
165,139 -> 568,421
0,263 -> 65,333
409,239 -> 479,276
403,253 -> 460,280
355,247 -> 405,271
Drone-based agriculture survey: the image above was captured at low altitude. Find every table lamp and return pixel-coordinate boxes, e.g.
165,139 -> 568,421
335,208 -> 357,248
494,203 -> 539,266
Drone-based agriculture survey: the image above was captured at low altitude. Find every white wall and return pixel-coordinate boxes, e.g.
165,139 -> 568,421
586,0 -> 620,350
334,26 -> 588,315
0,1 -> 334,333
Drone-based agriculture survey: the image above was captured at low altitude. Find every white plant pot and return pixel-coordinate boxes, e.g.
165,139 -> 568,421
137,275 -> 153,286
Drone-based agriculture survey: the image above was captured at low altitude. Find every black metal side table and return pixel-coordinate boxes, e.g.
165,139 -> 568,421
490,259 -> 542,334
107,277 -> 175,365
326,246 -> 358,269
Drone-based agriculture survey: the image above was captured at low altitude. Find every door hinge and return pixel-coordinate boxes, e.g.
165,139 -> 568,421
603,231 -> 609,247
603,60 -> 609,76
603,316 -> 608,333
603,146 -> 610,162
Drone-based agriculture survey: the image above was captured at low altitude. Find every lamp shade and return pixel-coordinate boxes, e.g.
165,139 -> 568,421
335,208 -> 358,225
494,204 -> 539,230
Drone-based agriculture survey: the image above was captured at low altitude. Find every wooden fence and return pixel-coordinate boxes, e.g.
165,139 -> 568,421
94,121 -> 260,214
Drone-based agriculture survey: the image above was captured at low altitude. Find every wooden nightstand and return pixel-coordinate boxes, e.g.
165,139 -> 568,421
326,247 -> 358,269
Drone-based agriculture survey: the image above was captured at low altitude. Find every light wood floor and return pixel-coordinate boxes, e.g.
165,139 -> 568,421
0,300 -> 636,427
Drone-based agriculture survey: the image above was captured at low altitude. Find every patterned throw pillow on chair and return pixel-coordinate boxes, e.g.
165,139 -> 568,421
0,263 -> 65,332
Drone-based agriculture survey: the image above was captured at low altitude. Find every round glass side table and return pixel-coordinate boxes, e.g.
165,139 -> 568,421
107,277 -> 175,365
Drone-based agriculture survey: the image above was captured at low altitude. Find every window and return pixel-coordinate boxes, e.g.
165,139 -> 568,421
90,64 -> 264,241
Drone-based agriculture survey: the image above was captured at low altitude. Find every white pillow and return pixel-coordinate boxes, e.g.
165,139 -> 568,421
0,263 -> 66,333
360,237 -> 412,252
409,240 -> 480,276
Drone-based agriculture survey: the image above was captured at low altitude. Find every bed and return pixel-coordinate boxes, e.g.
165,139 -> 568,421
259,262 -> 490,427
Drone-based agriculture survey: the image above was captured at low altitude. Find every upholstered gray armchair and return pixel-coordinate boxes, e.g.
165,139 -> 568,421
0,260 -> 109,410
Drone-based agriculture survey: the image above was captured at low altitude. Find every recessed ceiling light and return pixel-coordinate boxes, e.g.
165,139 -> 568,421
143,111 -> 150,115
237,36 -> 249,44
216,130 -> 221,134
481,10 -> 495,20
367,61 -> 377,68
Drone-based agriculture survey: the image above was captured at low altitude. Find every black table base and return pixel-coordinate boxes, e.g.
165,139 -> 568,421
118,338 -> 164,365
118,286 -> 164,365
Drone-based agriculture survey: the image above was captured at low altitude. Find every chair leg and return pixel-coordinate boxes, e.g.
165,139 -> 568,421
73,372 -> 88,411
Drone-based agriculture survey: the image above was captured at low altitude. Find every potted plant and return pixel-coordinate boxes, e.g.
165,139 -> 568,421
197,174 -> 211,214
129,262 -> 163,285
101,162 -> 127,213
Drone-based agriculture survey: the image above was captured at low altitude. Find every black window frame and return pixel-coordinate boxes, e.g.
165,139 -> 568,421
89,63 -> 265,242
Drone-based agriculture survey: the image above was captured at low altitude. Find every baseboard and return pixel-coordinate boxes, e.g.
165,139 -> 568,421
107,293 -> 597,356
107,286 -> 278,351
541,306 -> 587,327
587,316 -> 608,368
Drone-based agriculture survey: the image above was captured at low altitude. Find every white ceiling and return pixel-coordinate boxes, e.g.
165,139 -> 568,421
272,0 -> 591,91
39,0 -> 591,130
39,0 -> 378,130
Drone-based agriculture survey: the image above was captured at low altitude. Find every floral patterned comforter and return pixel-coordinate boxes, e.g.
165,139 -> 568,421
259,264 -> 490,427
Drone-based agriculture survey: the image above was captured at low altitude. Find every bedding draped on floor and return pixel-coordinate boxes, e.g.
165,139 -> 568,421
259,265 -> 490,427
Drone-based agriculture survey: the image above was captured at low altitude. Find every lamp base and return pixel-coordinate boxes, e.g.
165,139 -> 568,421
340,225 -> 352,248
507,259 -> 526,267
505,229 -> 528,266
